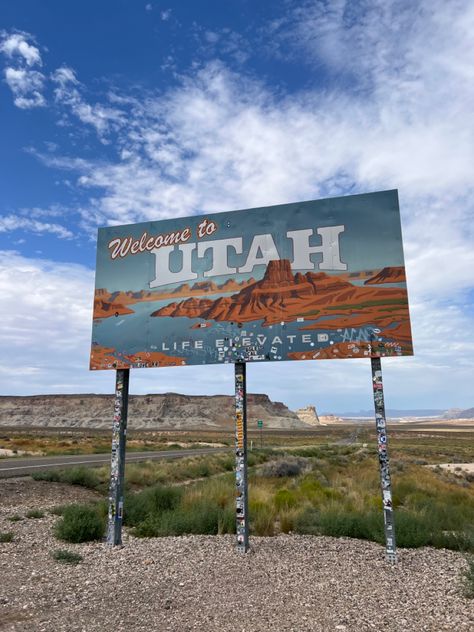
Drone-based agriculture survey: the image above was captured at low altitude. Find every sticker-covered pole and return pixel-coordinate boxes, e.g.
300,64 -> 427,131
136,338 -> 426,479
107,369 -> 130,546
235,362 -> 249,553
371,357 -> 397,563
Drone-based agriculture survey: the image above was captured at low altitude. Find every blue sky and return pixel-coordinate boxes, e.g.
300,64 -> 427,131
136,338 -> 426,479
1,0 -> 473,413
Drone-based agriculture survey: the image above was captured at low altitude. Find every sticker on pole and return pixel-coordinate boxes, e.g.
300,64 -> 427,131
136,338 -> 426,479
90,189 -> 413,370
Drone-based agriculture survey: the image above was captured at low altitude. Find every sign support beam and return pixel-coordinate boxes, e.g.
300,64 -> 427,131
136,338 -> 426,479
107,368 -> 130,546
371,357 -> 397,563
235,362 -> 249,553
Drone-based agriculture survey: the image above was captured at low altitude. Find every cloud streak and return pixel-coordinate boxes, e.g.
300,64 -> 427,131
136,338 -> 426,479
0,215 -> 73,239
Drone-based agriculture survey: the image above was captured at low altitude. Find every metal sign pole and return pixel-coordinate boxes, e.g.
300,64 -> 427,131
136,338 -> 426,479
371,357 -> 397,563
106,368 -> 130,546
235,362 -> 249,553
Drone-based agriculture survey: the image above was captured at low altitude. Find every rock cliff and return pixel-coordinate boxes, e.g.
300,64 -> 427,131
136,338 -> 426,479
0,393 -> 309,430
295,405 -> 320,426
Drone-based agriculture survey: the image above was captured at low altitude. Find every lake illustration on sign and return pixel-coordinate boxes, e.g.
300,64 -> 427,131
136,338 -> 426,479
90,190 -> 413,370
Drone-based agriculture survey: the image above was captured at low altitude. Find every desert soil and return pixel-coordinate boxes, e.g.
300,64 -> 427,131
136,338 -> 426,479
0,478 -> 473,632
434,463 -> 474,474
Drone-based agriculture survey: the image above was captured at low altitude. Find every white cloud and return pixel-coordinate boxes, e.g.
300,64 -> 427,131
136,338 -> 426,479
52,65 -> 78,87
51,65 -> 125,138
0,251 -> 94,388
1,31 -> 46,108
0,215 -> 73,239
161,9 -> 171,21
4,66 -> 45,108
0,31 -> 42,66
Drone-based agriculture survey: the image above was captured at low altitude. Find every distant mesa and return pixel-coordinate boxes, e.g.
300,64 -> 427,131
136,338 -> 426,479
191,281 -> 219,293
93,278 -> 257,320
172,283 -> 191,294
364,266 -> 406,285
443,407 -> 474,420
295,406 -> 343,425
295,405 -> 320,426
220,279 -> 246,292
318,414 -> 344,424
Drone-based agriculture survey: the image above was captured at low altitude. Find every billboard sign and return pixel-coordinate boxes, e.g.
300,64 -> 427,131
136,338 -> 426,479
90,190 -> 413,370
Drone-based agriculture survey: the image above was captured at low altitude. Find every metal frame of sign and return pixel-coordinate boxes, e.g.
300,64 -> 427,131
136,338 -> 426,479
104,356 -> 398,562
97,190 -> 410,562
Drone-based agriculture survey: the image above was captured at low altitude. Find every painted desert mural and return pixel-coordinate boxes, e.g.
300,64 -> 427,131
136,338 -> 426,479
90,190 -> 413,370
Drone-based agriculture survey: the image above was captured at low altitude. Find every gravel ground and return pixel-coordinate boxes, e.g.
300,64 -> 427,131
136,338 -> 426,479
0,478 -> 473,632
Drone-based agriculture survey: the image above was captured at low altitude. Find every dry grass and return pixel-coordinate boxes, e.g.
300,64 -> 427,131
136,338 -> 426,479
26,424 -> 472,551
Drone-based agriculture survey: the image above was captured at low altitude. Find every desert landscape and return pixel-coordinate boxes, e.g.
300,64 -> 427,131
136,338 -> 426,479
1,420 -> 473,631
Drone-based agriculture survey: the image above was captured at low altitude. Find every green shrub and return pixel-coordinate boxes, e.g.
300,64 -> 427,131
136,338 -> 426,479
250,500 -> 275,536
274,488 -> 299,511
462,556 -> 474,598
221,456 -> 235,472
55,505 -> 105,543
319,510 -> 384,542
50,505 -> 69,516
395,511 -> 473,551
286,447 -> 324,458
279,508 -> 300,533
217,505 -> 235,535
124,485 -> 182,526
247,450 -> 276,467
0,532 -> 14,543
133,498 -> 225,537
32,469 -> 62,483
32,467 -> 103,491
294,508 -> 384,543
51,549 -> 83,565
64,467 -> 103,490
432,529 -> 474,553
26,509 -> 44,519
294,508 -> 320,534
7,515 -> 23,522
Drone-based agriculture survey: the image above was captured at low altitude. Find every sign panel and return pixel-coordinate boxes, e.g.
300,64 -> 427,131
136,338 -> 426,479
90,190 -> 413,370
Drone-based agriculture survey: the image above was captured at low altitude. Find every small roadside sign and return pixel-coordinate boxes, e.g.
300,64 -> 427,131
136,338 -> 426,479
257,420 -> 263,429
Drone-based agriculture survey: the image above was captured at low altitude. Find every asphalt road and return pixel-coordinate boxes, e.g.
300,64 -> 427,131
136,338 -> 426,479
0,447 -> 228,478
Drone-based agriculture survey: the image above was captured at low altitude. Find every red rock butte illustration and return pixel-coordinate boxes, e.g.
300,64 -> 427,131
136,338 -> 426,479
91,258 -> 413,367
364,266 -> 406,285
151,259 -> 412,352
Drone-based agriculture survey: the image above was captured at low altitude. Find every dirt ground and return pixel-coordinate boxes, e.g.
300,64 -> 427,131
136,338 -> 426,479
1,477 -> 473,632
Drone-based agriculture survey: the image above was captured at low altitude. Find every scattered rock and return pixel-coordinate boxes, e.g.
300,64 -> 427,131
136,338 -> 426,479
0,479 -> 473,631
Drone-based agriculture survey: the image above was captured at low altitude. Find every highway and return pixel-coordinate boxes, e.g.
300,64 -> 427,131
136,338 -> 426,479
0,447 -> 228,478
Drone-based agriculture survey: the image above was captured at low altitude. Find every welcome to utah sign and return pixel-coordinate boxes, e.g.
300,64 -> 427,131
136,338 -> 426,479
90,189 -> 413,370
